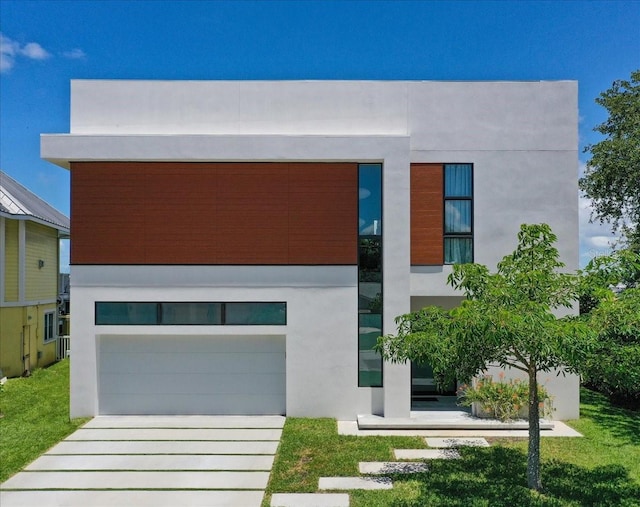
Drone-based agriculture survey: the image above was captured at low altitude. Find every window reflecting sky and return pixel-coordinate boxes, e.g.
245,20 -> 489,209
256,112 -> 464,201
359,164 -> 382,235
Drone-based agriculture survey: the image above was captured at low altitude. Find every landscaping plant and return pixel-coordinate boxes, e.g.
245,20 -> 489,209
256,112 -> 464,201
377,224 -> 595,491
457,374 -> 553,422
577,249 -> 640,406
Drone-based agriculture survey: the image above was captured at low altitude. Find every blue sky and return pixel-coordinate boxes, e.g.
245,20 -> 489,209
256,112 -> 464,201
1,0 -> 639,271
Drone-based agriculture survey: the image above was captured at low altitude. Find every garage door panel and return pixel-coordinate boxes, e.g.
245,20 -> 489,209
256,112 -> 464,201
100,352 -> 286,375
98,335 -> 286,415
100,335 -> 285,354
99,393 -> 286,416
100,372 -> 286,395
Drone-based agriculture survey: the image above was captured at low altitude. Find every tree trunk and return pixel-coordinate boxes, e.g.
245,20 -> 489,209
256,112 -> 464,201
527,362 -> 542,491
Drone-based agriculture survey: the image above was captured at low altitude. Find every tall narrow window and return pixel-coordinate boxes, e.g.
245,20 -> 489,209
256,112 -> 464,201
444,164 -> 473,264
44,311 -> 56,342
358,164 -> 383,387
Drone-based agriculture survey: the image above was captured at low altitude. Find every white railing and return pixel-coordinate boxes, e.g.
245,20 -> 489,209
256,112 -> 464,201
57,335 -> 70,360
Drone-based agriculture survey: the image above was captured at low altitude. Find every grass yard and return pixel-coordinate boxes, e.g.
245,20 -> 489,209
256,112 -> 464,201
0,359 -> 89,483
2,362 -> 637,506
264,389 -> 640,507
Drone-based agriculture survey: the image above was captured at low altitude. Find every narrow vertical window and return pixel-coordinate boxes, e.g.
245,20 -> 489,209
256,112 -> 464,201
444,164 -> 473,264
358,164 -> 383,387
44,311 -> 56,342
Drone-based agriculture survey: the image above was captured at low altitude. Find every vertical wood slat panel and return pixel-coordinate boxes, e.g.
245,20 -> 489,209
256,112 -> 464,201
70,162 -> 358,265
288,162 -> 358,264
411,163 -> 444,265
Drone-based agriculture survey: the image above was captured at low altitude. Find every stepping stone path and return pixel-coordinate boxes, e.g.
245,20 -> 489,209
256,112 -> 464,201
394,448 -> 461,460
359,462 -> 429,474
318,476 -> 393,490
271,437 -> 491,505
425,437 -> 490,448
271,493 -> 350,506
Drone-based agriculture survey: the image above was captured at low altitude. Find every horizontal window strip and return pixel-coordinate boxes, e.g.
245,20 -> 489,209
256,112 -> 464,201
95,302 -> 286,326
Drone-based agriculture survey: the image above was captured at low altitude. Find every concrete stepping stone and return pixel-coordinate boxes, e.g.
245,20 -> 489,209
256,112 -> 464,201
318,476 -> 393,490
271,493 -> 350,506
66,428 -> 281,441
25,454 -> 274,471
359,462 -> 428,474
394,449 -> 460,460
1,471 -> 269,490
46,440 -> 279,455
425,437 -> 489,448
84,415 -> 286,429
0,490 -> 264,507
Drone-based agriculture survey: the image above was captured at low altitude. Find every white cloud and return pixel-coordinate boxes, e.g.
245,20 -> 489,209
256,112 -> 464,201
0,33 -> 18,72
589,235 -> 616,248
0,33 -> 84,73
0,32 -> 51,72
21,41 -> 50,60
63,48 -> 86,59
578,162 -> 620,266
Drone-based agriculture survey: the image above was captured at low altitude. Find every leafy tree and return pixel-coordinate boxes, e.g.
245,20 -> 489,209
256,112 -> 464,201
578,250 -> 640,406
580,69 -> 640,250
579,249 -> 640,313
581,288 -> 640,406
377,224 -> 594,491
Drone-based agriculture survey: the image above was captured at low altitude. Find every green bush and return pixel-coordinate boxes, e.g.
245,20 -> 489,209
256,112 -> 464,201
581,288 -> 640,407
458,374 -> 553,422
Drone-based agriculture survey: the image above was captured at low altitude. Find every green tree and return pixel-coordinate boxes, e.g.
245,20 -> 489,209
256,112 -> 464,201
579,250 -> 640,405
377,224 -> 594,491
579,249 -> 640,313
581,288 -> 640,406
580,69 -> 640,250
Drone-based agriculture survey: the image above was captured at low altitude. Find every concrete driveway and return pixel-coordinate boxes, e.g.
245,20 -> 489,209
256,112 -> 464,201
0,415 -> 285,507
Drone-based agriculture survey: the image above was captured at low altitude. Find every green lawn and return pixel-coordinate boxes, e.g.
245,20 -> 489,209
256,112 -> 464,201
2,363 -> 638,506
264,389 -> 640,507
0,359 -> 89,483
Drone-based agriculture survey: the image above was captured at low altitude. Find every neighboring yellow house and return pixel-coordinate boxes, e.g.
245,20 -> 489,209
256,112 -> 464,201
0,170 -> 70,378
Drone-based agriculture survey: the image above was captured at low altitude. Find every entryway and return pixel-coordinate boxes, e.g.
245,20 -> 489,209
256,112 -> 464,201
411,361 -> 457,410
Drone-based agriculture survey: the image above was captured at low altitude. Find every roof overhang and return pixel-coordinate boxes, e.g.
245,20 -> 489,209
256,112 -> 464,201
0,210 -> 70,236
41,133 -> 410,169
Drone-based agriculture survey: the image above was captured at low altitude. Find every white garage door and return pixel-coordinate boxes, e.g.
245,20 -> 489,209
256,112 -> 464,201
98,335 -> 286,415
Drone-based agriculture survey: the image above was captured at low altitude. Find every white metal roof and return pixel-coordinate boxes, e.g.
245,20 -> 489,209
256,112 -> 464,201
0,170 -> 70,232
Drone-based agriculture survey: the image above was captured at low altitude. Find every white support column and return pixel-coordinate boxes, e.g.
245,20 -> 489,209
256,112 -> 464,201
382,150 -> 411,417
69,281 -> 100,417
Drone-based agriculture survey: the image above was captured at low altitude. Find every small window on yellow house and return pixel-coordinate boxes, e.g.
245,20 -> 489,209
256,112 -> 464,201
44,312 -> 56,343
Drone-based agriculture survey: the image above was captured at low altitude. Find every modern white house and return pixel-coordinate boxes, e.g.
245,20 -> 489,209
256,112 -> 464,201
41,80 -> 579,420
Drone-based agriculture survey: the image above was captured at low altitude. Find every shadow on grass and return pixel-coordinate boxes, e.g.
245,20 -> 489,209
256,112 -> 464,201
388,446 -> 640,507
580,388 -> 640,446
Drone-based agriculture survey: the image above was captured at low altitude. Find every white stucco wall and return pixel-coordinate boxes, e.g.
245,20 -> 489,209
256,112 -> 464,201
71,265 -> 377,419
44,79 -> 579,419
65,80 -> 575,154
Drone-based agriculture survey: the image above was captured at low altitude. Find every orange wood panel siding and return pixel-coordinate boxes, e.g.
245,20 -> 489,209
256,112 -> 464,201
288,163 -> 357,264
71,162 -> 358,265
411,163 -> 444,265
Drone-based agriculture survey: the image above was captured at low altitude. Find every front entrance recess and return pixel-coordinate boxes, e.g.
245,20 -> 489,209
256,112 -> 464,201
411,361 -> 456,409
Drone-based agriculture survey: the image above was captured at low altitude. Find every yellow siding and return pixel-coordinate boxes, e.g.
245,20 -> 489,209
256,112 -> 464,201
0,304 -> 58,378
0,307 -> 25,378
25,222 -> 58,301
4,219 -> 19,302
36,303 -> 58,367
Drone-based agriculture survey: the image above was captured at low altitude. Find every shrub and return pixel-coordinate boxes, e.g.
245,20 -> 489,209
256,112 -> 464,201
581,288 -> 640,407
458,374 -> 553,422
